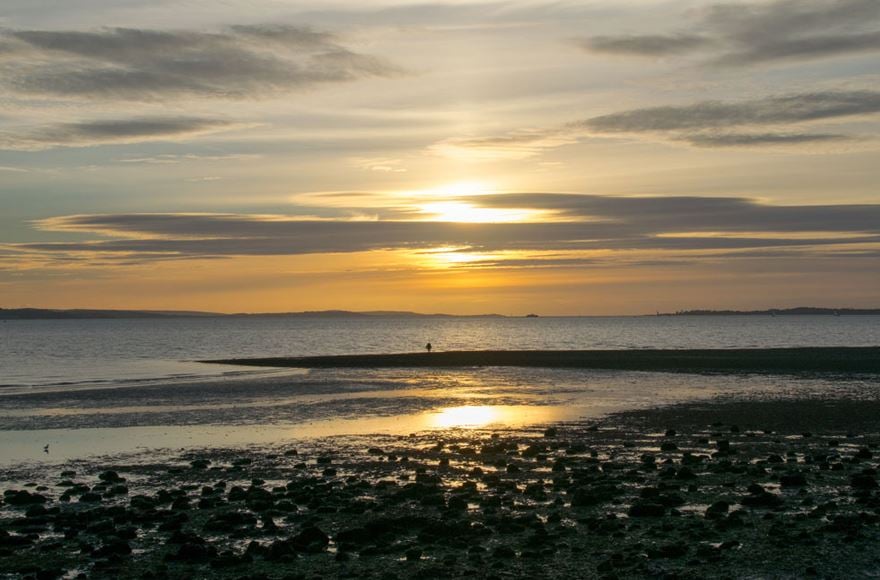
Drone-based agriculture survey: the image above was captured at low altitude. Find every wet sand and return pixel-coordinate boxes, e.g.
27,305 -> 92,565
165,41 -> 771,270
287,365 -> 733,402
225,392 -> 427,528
208,346 -> 880,375
3,394 -> 880,579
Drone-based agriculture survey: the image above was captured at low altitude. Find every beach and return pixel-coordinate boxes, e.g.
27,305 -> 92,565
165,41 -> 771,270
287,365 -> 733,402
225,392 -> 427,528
2,349 -> 880,578
3,396 -> 880,578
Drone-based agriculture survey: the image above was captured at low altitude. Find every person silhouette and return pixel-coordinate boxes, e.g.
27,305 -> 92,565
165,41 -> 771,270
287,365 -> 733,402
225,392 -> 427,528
425,342 -> 432,353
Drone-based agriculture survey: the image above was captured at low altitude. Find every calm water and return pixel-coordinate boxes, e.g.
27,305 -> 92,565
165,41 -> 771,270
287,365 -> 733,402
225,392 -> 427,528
1,315 -> 878,388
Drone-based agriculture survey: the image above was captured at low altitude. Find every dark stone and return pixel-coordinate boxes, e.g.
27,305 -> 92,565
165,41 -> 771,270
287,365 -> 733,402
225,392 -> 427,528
628,502 -> 666,517
292,526 -> 330,553
705,501 -> 730,519
676,467 -> 697,480
92,540 -> 131,558
98,471 -> 124,483
647,542 -> 688,559
780,473 -> 808,487
4,490 -> 49,506
741,491 -> 783,508
167,542 -> 216,562
851,474 -> 878,489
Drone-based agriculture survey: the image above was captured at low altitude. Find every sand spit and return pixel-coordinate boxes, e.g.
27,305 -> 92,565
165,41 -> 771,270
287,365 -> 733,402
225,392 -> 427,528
3,397 -> 880,579
207,347 -> 880,375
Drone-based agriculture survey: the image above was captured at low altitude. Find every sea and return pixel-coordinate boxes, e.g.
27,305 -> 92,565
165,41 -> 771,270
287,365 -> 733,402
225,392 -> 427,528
1,315 -> 878,464
2,315 -> 878,389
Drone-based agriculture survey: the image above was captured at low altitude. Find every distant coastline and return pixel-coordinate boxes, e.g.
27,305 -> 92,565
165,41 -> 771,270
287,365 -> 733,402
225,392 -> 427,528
0,308 -> 505,320
2,306 -> 880,319
659,307 -> 880,316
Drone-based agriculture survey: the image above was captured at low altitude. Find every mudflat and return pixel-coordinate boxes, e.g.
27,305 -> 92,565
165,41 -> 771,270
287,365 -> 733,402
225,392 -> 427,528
208,347 -> 880,374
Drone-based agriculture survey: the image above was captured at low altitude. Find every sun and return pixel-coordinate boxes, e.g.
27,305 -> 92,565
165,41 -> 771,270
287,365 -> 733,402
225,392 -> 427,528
419,201 -> 535,223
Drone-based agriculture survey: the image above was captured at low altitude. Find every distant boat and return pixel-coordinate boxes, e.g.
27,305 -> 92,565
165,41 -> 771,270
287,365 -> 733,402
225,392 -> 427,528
525,313 -> 539,318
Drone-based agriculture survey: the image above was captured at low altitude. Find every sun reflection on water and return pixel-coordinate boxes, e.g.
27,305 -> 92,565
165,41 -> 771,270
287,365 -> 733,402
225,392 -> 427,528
429,405 -> 505,428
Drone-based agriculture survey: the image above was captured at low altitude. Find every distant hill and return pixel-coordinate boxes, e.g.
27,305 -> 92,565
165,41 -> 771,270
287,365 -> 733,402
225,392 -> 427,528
663,307 -> 880,316
0,308 -> 219,320
230,310 -> 504,318
0,308 -> 504,320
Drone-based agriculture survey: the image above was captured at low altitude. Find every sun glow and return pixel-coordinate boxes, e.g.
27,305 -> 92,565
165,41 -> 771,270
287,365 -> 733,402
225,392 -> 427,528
419,201 -> 535,223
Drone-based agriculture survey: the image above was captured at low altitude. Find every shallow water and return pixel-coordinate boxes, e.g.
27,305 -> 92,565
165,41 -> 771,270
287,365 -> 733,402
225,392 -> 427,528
2,365 -> 877,465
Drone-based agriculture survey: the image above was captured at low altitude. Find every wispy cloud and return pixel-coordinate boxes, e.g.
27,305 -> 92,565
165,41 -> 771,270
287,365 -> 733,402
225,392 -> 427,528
577,0 -> 880,67
0,117 -> 239,151
583,34 -> 713,57
119,153 -> 261,164
439,90 -> 880,156
0,25 -> 401,101
581,91 -> 880,133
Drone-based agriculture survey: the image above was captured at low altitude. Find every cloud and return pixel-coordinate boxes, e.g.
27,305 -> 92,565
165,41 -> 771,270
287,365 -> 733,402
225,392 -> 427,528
577,0 -> 880,66
581,91 -> 880,133
0,117 -> 238,150
7,194 -> 879,267
119,153 -> 260,164
677,132 -> 851,147
431,130 -> 577,160
582,34 -> 712,57
431,90 -> 880,155
470,193 -> 880,234
0,25 -> 401,100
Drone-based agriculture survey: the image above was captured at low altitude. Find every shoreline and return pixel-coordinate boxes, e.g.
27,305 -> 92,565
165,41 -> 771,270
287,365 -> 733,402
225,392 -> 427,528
207,346 -> 880,375
3,393 -> 880,578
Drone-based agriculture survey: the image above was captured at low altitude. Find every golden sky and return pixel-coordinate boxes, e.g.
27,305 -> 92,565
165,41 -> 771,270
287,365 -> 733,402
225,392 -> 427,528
1,0 -> 879,314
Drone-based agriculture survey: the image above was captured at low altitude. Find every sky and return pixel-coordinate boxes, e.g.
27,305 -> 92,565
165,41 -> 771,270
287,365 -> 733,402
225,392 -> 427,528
0,0 -> 878,315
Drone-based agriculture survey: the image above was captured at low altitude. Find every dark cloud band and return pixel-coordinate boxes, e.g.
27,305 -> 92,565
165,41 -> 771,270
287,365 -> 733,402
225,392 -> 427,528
577,0 -> 880,66
0,25 -> 401,100
7,194 -> 878,264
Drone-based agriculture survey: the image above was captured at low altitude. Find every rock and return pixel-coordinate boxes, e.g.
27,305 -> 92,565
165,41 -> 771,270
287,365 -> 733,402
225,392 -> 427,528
741,491 -> 783,508
855,448 -> 873,460
3,490 -> 48,506
851,474 -> 878,489
190,459 -> 210,469
543,427 -> 558,438
92,540 -> 131,558
292,526 -> 330,552
780,473 -> 808,487
98,471 -> 124,483
676,467 -> 697,480
167,542 -> 216,562
493,545 -> 516,559
660,442 -> 678,452
570,485 -> 621,507
628,502 -> 666,517
705,501 -> 730,520
406,548 -> 423,561
647,542 -> 688,559
79,492 -> 102,503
